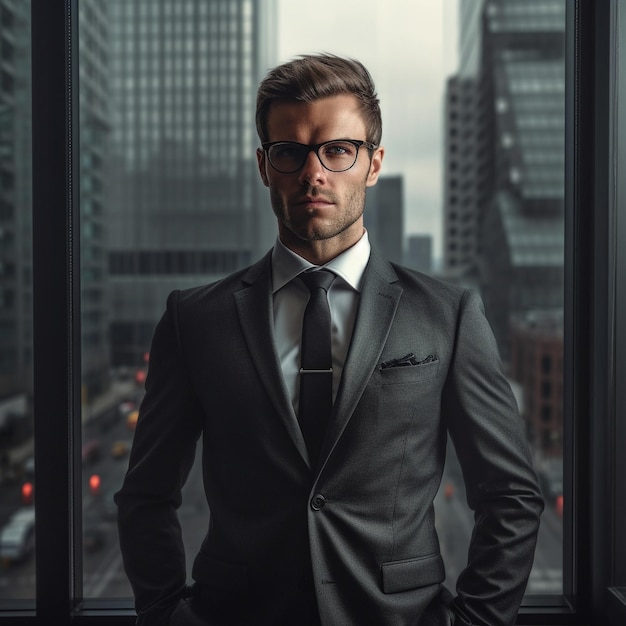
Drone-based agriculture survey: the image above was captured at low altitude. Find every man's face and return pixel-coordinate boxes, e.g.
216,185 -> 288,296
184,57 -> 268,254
256,94 -> 384,260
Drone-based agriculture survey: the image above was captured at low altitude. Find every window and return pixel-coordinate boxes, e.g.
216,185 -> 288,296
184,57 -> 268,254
0,1 -> 623,623
0,0 -> 33,608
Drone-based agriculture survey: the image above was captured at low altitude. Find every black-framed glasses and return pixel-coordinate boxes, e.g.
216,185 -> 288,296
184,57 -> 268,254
261,139 -> 378,174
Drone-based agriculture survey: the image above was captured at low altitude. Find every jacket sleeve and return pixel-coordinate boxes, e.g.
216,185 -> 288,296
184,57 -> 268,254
114,290 -> 204,622
442,289 -> 545,626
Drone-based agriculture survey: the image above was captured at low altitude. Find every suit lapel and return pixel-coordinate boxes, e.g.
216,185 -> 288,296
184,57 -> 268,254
234,253 -> 311,467
319,253 -> 403,465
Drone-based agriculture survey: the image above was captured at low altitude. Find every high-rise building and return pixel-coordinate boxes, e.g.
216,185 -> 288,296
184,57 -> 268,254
405,234 -> 433,274
365,175 -> 404,266
78,0 -> 113,396
443,0 -> 565,359
0,1 -> 31,399
442,0 -> 485,279
443,74 -> 482,276
509,310 -> 563,458
106,0 -> 277,366
0,0 -> 33,470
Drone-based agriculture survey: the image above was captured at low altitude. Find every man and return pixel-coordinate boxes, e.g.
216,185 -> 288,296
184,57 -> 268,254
116,54 -> 544,626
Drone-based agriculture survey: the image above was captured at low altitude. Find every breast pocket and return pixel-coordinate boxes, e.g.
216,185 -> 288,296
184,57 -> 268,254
379,358 -> 440,385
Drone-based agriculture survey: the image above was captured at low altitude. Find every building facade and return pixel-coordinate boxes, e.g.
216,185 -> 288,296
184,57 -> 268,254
0,0 -> 33,472
79,0 -> 113,396
443,0 -> 565,362
509,310 -> 563,459
106,0 -> 277,366
0,0 -> 30,400
405,234 -> 433,274
364,175 -> 404,266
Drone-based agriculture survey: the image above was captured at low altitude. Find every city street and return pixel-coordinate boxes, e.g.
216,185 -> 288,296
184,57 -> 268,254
0,406 -> 563,602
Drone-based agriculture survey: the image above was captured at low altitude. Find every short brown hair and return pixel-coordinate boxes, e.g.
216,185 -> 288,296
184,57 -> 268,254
256,53 -> 382,146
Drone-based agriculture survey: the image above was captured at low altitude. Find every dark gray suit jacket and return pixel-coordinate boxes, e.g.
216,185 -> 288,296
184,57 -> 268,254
116,250 -> 544,626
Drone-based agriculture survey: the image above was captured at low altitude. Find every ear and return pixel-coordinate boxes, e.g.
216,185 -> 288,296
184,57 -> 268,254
365,146 -> 384,188
256,148 -> 270,187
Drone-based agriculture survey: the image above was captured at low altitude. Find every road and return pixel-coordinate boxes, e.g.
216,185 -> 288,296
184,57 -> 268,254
0,414 -> 563,602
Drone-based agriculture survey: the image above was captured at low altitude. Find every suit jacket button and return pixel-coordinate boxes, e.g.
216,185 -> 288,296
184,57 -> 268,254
311,494 -> 326,511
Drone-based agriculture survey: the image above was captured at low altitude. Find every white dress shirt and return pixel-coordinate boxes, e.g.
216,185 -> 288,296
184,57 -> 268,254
271,232 -> 371,416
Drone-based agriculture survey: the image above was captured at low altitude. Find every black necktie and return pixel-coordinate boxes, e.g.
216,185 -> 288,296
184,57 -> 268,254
298,269 -> 335,465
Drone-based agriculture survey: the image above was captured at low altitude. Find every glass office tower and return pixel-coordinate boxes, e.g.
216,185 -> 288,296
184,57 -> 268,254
106,0 -> 276,367
443,0 -> 565,359
79,0 -> 112,397
0,0 -> 33,479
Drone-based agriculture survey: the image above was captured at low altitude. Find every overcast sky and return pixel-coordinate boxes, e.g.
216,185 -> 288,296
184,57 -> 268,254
277,0 -> 459,262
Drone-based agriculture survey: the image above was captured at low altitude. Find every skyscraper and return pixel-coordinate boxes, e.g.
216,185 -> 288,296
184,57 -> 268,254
0,0 -> 33,471
79,0 -> 112,396
405,234 -> 433,274
106,0 -> 277,366
364,175 -> 404,266
443,0 -> 565,358
0,1 -> 31,399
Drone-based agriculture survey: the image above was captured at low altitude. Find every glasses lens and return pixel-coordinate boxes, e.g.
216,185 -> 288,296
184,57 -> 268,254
318,140 -> 360,172
267,143 -> 308,173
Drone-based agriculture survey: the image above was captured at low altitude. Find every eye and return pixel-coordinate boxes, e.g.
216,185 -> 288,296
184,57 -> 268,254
323,141 -> 355,157
272,144 -> 300,159
324,141 -> 354,156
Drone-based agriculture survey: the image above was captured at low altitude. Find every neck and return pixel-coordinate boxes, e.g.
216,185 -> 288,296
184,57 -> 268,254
281,229 -> 365,265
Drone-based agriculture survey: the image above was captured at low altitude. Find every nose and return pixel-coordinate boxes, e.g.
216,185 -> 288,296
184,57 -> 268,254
298,148 -> 327,186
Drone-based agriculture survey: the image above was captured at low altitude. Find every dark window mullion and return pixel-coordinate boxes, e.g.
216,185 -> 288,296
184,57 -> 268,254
31,0 -> 82,620
607,0 -> 626,623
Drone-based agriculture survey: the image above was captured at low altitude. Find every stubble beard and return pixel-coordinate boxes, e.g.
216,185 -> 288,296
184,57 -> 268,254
269,183 -> 367,243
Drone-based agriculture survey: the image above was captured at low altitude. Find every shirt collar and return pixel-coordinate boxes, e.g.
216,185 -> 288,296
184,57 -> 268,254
271,231 -> 371,294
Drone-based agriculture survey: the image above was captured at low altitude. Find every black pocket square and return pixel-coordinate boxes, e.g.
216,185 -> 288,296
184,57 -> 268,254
380,353 -> 437,370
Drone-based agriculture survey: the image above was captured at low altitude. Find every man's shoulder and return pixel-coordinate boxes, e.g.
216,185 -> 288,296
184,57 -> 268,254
387,261 -> 469,301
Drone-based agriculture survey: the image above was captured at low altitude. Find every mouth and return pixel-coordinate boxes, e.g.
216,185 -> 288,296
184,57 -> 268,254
294,195 -> 334,209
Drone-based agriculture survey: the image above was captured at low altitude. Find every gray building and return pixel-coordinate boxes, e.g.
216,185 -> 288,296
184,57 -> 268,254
365,175 -> 404,266
0,1 -> 33,467
0,1 -> 32,400
79,0 -> 113,396
405,234 -> 433,274
106,0 -> 277,366
443,74 -> 482,276
443,0 -> 565,357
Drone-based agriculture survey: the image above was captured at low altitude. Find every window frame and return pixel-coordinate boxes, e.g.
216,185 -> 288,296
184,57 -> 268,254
4,0 -> 620,624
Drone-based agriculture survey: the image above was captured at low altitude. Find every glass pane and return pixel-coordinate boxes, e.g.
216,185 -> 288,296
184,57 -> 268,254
0,0 -> 35,605
78,0 -> 134,599
441,0 -> 565,596
79,0 -> 564,608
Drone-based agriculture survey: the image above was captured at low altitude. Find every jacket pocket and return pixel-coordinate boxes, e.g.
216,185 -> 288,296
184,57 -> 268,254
379,359 -> 440,384
380,552 -> 445,594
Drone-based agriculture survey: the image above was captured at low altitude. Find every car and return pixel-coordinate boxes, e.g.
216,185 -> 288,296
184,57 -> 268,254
0,507 -> 36,565
126,409 -> 139,430
118,400 -> 135,417
111,440 -> 129,459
